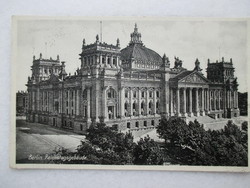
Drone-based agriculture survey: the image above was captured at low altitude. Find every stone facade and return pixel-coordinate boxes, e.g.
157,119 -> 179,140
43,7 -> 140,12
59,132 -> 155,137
16,91 -> 28,116
26,24 -> 240,133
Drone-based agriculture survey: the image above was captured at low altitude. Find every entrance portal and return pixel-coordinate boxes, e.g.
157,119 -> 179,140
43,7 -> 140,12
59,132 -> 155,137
108,106 -> 115,119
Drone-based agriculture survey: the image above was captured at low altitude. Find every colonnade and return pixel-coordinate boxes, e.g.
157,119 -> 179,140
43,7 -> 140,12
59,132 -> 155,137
82,54 -> 120,68
118,87 -> 160,119
169,87 -> 237,117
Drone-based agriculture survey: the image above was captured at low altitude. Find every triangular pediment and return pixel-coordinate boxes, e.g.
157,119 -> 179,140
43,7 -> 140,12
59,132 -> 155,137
47,74 -> 60,83
179,71 -> 210,84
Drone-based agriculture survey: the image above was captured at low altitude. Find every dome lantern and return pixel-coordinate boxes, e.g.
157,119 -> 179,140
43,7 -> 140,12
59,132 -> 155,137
130,23 -> 143,45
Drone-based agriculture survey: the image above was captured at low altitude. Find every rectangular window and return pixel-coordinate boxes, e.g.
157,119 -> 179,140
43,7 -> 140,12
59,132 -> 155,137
151,120 -> 154,126
127,122 -> 131,129
108,91 -> 112,98
80,124 -> 83,131
144,121 -> 147,127
135,121 -> 139,128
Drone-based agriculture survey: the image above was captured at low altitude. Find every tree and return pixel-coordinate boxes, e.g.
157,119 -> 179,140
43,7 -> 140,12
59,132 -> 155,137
208,121 -> 248,166
76,122 -> 135,164
156,118 -> 248,166
242,121 -> 248,132
133,135 -> 164,165
157,117 -> 189,147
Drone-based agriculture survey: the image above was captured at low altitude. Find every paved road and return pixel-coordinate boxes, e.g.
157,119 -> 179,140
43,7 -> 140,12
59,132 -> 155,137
16,120 -> 85,161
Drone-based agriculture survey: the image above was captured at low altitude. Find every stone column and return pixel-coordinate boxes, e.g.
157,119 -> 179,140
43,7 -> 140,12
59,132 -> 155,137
72,90 -> 75,115
146,88 -> 149,116
204,89 -> 206,112
183,88 -> 187,117
206,89 -> 210,114
36,89 -> 40,112
43,91 -> 47,112
76,89 -> 79,115
106,55 -> 110,67
201,88 -> 205,116
100,54 -> 102,67
176,88 -> 180,116
120,87 -> 125,118
94,85 -> 99,121
235,91 -> 238,108
153,88 -> 157,116
229,90 -> 232,108
232,91 -> 234,108
189,88 -> 193,117
104,55 -> 107,67
138,89 -> 141,116
32,91 -> 35,111
218,90 -> 221,110
87,87 -> 91,122
47,91 -> 49,112
117,56 -> 119,67
195,88 -> 199,116
170,88 -> 174,116
130,88 -> 133,117
209,90 -> 212,111
66,90 -> 69,114
213,90 -> 216,111
110,55 -> 113,68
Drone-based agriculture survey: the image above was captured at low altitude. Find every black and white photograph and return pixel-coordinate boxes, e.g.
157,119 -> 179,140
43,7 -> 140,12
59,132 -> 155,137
11,17 -> 249,171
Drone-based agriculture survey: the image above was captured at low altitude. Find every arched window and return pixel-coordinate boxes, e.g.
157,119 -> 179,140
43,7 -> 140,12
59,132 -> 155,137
133,102 -> 136,110
149,101 -> 153,115
141,91 -> 145,98
141,102 -> 145,115
82,89 -> 87,99
149,102 -> 152,109
211,99 -> 214,110
133,102 -> 137,116
107,88 -> 116,99
125,90 -> 129,98
156,100 -> 160,114
124,102 -> 129,117
133,91 -> 137,98
149,91 -> 153,98
156,91 -> 160,98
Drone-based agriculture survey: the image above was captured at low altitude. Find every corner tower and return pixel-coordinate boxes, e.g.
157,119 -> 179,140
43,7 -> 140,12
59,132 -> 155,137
79,35 -> 121,77
30,53 -> 61,83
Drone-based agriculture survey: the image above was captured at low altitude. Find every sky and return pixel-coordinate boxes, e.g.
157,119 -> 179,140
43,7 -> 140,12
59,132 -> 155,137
15,18 -> 248,92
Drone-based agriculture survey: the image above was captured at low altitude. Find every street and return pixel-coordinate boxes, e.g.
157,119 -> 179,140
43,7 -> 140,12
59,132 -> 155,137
16,119 -> 85,162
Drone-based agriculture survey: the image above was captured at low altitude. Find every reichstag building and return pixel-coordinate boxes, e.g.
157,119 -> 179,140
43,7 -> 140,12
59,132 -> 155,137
26,24 -> 240,133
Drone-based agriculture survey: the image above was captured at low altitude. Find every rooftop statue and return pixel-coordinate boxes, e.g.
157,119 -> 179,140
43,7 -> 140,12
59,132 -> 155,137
174,56 -> 182,68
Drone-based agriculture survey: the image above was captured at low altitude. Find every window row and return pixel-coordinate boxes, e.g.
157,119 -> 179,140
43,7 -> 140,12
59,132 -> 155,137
124,101 -> 160,116
125,90 -> 160,98
126,119 -> 159,129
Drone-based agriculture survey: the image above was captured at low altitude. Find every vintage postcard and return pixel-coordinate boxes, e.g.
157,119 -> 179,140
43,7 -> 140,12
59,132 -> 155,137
10,16 -> 250,172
